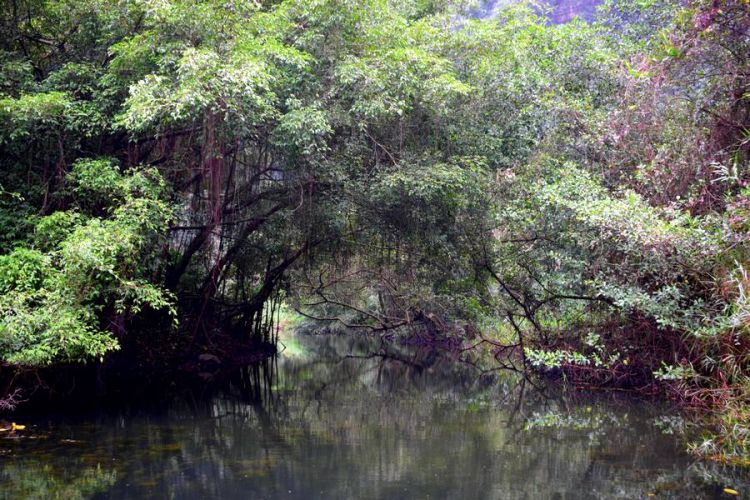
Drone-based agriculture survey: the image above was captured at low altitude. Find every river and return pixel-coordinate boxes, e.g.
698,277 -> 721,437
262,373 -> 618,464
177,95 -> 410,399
1,330 -> 748,499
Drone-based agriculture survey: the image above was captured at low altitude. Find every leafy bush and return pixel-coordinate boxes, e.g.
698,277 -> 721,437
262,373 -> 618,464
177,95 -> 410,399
0,161 -> 174,366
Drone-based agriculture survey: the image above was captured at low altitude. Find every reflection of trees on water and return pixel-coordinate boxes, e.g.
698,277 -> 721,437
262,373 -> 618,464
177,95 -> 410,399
1,333 -> 749,498
0,462 -> 116,499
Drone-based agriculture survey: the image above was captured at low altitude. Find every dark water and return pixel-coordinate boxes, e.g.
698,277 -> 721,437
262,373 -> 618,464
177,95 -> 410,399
1,331 -> 749,499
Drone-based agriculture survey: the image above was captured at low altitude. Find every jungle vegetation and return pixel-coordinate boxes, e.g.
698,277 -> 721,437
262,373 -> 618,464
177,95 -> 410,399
0,0 -> 749,461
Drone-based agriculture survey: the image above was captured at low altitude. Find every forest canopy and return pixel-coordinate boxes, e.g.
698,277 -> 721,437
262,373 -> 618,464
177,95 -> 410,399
1,0 -> 749,461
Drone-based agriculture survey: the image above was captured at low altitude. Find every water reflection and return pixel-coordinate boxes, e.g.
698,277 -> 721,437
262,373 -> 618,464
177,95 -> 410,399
1,332 -> 749,499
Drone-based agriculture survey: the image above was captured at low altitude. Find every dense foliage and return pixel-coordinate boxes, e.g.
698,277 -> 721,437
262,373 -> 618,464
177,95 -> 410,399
1,0 -> 749,461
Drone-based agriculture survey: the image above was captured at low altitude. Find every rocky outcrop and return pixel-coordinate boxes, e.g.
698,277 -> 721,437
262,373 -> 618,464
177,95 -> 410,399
547,0 -> 602,23
472,0 -> 603,23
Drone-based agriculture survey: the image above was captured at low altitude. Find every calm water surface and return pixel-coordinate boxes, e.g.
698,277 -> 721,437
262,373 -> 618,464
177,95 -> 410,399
1,331 -> 749,499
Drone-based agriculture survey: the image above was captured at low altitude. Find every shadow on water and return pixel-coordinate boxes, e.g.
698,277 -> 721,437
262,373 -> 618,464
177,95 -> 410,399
1,331 -> 750,499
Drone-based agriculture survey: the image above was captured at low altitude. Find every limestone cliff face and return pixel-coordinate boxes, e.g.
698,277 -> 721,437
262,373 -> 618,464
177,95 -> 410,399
473,0 -> 603,23
546,0 -> 602,23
